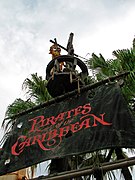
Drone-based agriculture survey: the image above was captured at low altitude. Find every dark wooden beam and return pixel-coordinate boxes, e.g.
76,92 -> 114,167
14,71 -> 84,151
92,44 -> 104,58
3,71 -> 129,122
31,156 -> 135,180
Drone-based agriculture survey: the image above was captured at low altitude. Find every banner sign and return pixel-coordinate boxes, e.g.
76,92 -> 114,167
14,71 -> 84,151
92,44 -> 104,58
0,84 -> 135,175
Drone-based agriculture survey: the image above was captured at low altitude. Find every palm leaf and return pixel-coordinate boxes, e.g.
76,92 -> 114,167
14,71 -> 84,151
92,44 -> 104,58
2,98 -> 35,132
22,73 -> 52,103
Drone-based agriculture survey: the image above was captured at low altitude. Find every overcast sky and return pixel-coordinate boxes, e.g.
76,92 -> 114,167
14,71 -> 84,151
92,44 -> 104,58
0,0 -> 135,177
0,0 -> 135,127
0,0 -> 135,132
0,0 -> 135,124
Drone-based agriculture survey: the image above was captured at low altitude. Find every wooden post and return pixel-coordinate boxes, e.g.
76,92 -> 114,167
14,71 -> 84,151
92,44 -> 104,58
30,157 -> 135,180
3,71 -> 129,122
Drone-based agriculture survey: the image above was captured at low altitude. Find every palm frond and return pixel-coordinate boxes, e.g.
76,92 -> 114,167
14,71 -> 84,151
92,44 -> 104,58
22,73 -> 52,103
2,98 -> 35,131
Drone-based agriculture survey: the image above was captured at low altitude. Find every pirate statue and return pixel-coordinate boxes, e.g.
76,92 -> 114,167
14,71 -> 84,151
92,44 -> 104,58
49,39 -> 64,71
46,33 -> 88,98
47,34 -> 88,177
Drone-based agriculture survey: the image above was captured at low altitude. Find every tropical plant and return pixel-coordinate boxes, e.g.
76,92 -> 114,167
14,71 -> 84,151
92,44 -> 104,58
2,73 -> 52,131
2,38 -> 135,179
87,48 -> 135,113
84,40 -> 135,180
2,98 -> 35,132
22,73 -> 52,104
1,73 -> 52,178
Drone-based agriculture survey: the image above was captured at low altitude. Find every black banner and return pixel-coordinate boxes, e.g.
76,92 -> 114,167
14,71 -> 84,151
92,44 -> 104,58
0,84 -> 135,175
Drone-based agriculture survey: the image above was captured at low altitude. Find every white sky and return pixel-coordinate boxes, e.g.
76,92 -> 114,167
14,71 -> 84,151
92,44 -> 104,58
0,0 -> 135,127
0,0 -> 135,177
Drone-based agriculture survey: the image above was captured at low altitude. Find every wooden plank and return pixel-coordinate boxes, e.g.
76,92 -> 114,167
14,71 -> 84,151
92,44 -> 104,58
31,157 -> 135,180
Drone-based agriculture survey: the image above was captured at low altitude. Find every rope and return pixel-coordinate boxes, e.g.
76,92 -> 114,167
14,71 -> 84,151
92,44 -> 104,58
70,71 -> 73,83
77,77 -> 80,94
2,71 -> 129,122
52,68 -> 55,80
50,39 -> 89,62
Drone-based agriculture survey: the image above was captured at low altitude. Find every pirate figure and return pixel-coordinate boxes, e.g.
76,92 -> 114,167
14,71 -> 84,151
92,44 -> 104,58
49,41 -> 64,71
49,43 -> 61,59
46,33 -> 88,97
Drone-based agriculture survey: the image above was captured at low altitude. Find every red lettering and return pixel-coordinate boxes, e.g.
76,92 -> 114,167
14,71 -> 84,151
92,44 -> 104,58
45,116 -> 55,126
41,132 -> 48,142
55,121 -> 63,129
23,137 -> 32,147
65,109 -> 75,119
59,126 -> 70,137
80,119 -> 90,129
31,135 -> 50,151
82,103 -> 91,114
71,122 -> 81,133
55,112 -> 65,122
74,106 -> 82,116
91,113 -> 112,127
29,116 -> 45,133
46,136 -> 62,148
63,119 -> 73,125
31,135 -> 42,145
12,136 -> 27,156
47,129 -> 58,140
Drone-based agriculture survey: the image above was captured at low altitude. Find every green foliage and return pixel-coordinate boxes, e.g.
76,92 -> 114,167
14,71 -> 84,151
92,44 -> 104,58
84,43 -> 135,179
2,73 -> 52,177
2,39 -> 135,179
2,73 -> 52,131
86,48 -> 135,112
22,73 -> 52,104
2,98 -> 35,131
5,98 -> 35,118
112,49 -> 135,71
84,75 -> 95,85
